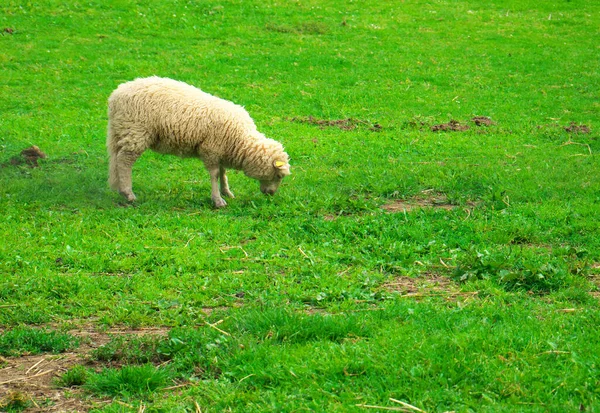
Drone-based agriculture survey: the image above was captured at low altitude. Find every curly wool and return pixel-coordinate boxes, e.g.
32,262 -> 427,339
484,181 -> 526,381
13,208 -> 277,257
107,77 -> 290,206
108,77 -> 288,178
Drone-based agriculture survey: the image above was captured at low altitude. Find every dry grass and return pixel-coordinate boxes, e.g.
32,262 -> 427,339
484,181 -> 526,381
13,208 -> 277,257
381,273 -> 477,301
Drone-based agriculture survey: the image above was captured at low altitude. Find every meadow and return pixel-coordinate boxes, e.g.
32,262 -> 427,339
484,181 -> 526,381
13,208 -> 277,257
1,0 -> 599,411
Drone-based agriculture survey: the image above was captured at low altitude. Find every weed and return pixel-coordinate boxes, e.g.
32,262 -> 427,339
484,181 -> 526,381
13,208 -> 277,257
453,248 -> 569,292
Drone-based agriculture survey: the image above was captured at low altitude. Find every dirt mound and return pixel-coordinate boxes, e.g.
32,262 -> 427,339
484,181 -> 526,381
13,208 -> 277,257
291,116 -> 357,130
564,122 -> 591,134
431,120 -> 469,132
6,146 -> 47,168
290,116 -> 381,131
472,116 -> 495,126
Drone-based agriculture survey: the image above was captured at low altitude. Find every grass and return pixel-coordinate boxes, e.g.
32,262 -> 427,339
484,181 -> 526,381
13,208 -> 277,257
0,327 -> 79,356
0,392 -> 31,413
84,364 -> 171,398
56,365 -> 89,388
1,0 -> 599,411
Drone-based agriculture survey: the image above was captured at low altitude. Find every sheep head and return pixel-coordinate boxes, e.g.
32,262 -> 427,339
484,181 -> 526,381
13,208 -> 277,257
259,159 -> 290,195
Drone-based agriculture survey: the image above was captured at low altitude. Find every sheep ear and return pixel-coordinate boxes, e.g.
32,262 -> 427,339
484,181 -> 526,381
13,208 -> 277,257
273,160 -> 291,176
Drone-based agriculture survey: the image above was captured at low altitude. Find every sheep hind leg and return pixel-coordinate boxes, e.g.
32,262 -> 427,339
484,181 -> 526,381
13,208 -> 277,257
219,166 -> 235,198
115,150 -> 141,202
107,127 -> 121,191
208,167 -> 227,208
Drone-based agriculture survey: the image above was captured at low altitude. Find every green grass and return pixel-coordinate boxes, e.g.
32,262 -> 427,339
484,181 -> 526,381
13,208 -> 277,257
1,0 -> 600,411
0,327 -> 79,356
56,365 -> 89,388
85,364 -> 171,398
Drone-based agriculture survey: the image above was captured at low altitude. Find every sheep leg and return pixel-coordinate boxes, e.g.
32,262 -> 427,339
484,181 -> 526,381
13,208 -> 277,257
107,127 -> 120,191
219,166 -> 235,198
116,150 -> 140,202
208,167 -> 227,208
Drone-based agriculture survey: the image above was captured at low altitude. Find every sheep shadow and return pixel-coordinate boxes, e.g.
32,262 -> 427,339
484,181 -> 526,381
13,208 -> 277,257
0,154 -> 118,209
1,152 -> 279,212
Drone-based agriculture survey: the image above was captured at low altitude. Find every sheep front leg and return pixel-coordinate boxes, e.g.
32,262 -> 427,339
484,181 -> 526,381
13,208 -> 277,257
208,167 -> 227,208
219,166 -> 235,198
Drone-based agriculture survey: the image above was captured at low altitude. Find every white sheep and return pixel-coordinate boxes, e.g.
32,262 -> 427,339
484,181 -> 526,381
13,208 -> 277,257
106,76 -> 290,208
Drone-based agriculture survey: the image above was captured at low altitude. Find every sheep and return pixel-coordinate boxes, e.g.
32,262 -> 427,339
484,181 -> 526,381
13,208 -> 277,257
106,76 -> 290,208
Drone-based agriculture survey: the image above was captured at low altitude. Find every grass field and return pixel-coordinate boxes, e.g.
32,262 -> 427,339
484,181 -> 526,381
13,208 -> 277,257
1,0 -> 599,411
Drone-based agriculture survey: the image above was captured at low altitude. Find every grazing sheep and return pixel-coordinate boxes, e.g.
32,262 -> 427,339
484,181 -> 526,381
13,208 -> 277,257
107,76 -> 290,208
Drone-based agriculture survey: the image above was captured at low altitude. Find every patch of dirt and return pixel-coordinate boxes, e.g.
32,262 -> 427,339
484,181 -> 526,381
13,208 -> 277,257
472,116 -> 495,126
382,190 -> 456,213
0,327 -> 170,412
0,353 -> 93,412
381,274 -> 476,300
431,120 -> 470,132
289,116 -> 381,131
2,27 -> 14,34
564,122 -> 591,134
5,146 -> 47,168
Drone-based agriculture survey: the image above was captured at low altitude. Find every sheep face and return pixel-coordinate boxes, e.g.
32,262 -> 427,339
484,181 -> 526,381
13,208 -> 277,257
260,177 -> 283,195
258,160 -> 290,195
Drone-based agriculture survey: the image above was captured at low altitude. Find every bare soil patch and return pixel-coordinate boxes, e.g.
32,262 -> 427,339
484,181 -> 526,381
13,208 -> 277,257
289,116 -> 381,131
382,273 -> 475,300
0,327 -> 170,412
3,146 -> 47,168
564,122 -> 591,134
472,116 -> 495,126
2,28 -> 14,35
431,120 -> 470,132
382,190 -> 456,213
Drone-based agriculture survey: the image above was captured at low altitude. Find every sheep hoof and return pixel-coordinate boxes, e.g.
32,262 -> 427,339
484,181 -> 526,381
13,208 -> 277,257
223,190 -> 235,198
213,197 -> 227,208
120,191 -> 137,202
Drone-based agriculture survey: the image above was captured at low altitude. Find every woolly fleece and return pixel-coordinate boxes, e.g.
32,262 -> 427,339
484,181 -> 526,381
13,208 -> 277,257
107,76 -> 290,207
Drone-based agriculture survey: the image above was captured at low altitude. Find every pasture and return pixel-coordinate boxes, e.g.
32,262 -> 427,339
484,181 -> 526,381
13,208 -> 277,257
1,0 -> 599,411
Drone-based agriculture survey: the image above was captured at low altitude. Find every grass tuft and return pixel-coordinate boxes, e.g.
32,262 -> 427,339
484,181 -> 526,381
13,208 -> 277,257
55,365 -> 89,388
85,364 -> 172,398
0,327 -> 79,356
92,335 -> 171,365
